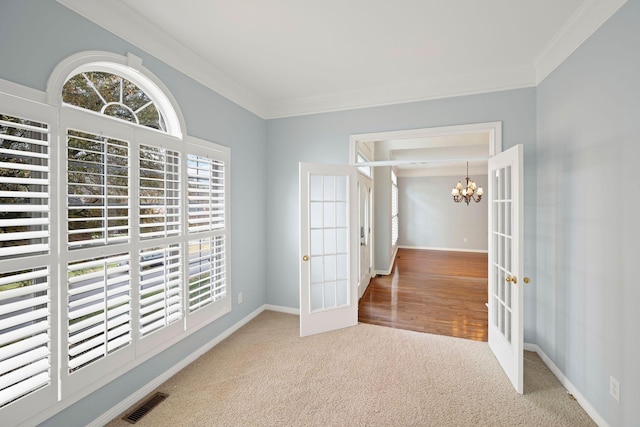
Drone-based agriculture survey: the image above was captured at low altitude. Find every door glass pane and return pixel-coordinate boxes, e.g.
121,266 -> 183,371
336,254 -> 348,280
310,175 -> 322,201
505,271 -> 512,309
336,228 -> 347,253
335,176 -> 347,201
337,280 -> 348,306
324,282 -> 336,308
311,285 -> 323,311
505,166 -> 512,199
324,255 -> 337,281
505,201 -> 512,236
310,256 -> 323,284
324,229 -> 336,255
506,309 -> 512,344
310,202 -> 323,228
323,202 -> 335,227
323,176 -> 335,200
310,229 -> 323,255
336,202 -> 347,227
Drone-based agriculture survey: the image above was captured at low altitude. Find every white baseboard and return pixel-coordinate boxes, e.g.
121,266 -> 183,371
523,343 -> 609,427
89,305 -> 267,427
374,246 -> 399,276
398,245 -> 488,254
264,304 -> 300,315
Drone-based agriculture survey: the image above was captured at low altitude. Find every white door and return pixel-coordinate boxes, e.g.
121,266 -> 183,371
358,175 -> 373,298
488,144 -> 524,393
299,163 -> 359,337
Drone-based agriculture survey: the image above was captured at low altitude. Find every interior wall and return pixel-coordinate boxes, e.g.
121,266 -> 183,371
0,1 -> 267,425
398,175 -> 488,251
266,87 -> 538,343
535,0 -> 639,425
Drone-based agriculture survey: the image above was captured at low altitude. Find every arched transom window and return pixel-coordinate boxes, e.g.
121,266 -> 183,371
63,71 -> 167,132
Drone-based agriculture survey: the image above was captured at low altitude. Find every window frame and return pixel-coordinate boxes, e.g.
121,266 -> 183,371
0,51 -> 231,426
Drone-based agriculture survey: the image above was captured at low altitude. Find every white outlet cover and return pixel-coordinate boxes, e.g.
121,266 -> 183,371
610,376 -> 620,402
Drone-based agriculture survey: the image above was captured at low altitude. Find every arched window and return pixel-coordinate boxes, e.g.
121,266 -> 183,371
63,71 -> 167,131
0,51 -> 230,425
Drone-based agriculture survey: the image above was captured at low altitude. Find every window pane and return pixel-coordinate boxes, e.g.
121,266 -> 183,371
62,72 -> 166,132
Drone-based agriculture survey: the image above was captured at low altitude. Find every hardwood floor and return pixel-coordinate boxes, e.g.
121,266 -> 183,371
358,248 -> 488,341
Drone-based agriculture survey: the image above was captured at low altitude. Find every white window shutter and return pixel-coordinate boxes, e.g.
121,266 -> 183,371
67,253 -> 132,373
139,244 -> 183,337
0,267 -> 51,408
0,115 -> 50,258
67,130 -> 130,248
139,145 -> 181,238
187,155 -> 225,233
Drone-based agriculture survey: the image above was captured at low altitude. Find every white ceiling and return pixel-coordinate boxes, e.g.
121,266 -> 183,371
59,0 -> 627,118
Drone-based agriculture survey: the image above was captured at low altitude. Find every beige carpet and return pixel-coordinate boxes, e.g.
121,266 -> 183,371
107,311 -> 595,427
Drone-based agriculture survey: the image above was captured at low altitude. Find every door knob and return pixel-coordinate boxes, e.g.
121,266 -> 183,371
505,275 -> 518,284
523,277 -> 531,284
302,255 -> 309,262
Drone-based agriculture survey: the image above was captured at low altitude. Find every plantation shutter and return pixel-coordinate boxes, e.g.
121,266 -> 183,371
67,253 -> 132,373
0,115 -> 50,258
139,145 -> 181,238
0,100 -> 56,423
139,245 -> 183,337
67,129 -> 130,248
187,236 -> 226,313
187,155 -> 225,232
0,267 -> 51,408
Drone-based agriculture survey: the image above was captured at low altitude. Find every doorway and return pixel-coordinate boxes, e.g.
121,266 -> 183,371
349,122 -> 501,340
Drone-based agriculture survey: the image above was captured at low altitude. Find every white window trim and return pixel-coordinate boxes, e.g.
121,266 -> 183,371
46,51 -> 186,139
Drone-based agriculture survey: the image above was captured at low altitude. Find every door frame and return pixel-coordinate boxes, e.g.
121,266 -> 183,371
348,122 -> 503,166
357,173 -> 373,298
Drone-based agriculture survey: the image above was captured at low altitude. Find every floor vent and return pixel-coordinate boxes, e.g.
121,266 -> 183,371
122,392 -> 168,424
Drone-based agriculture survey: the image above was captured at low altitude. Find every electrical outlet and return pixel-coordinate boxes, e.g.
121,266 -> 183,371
237,292 -> 243,304
463,237 -> 468,243
610,376 -> 620,402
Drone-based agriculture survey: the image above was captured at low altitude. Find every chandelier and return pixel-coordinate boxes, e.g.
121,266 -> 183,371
451,162 -> 483,205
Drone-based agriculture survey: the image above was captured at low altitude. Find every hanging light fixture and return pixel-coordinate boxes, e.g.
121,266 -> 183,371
452,162 -> 483,205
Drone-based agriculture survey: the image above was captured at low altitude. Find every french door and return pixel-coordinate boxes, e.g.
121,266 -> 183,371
488,144 -> 524,393
299,163 -> 358,337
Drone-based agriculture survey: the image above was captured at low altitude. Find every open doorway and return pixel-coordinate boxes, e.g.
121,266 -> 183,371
349,122 -> 501,341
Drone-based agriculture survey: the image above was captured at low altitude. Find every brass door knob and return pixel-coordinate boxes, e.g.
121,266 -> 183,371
506,275 -> 518,284
523,277 -> 531,284
302,255 -> 309,262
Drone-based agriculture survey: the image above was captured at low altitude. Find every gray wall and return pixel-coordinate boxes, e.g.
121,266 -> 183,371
536,0 -> 640,425
266,88 -> 538,343
398,175 -> 488,251
0,1 -> 267,425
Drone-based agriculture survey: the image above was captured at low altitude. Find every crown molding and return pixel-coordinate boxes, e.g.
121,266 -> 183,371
58,0 -> 626,120
265,65 -> 536,119
56,0 -> 267,118
534,0 -> 628,84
